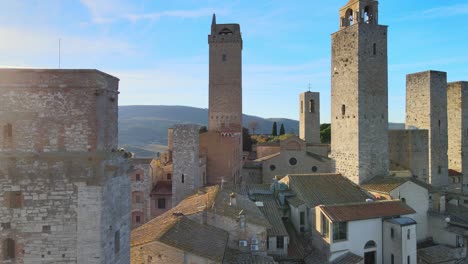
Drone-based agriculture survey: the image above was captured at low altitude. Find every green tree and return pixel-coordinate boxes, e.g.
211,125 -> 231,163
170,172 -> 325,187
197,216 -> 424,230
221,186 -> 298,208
272,122 -> 278,136
242,127 -> 253,152
279,123 -> 285,135
320,123 -> 331,143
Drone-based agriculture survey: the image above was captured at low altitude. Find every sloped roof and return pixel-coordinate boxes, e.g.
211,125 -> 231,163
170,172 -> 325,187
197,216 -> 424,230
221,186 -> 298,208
331,252 -> 364,264
280,174 -> 371,208
159,216 -> 228,262
254,194 -> 288,237
254,152 -> 280,162
361,176 -> 435,194
320,200 -> 416,222
213,189 -> 271,228
287,196 -> 306,207
131,185 -> 219,247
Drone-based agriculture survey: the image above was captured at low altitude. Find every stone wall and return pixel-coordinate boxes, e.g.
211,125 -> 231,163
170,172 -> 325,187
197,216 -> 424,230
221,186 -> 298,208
0,69 -> 130,264
129,159 -> 154,229
299,92 -> 320,144
388,129 -> 429,180
172,124 -> 201,207
406,71 -> 449,187
331,21 -> 389,184
447,81 -> 468,193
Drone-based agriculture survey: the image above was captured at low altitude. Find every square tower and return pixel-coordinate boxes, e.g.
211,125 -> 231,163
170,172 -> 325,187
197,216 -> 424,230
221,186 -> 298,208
172,124 -> 202,207
447,81 -> 468,192
406,71 -> 448,187
330,0 -> 389,185
208,14 -> 243,133
0,69 -> 130,263
299,91 -> 320,144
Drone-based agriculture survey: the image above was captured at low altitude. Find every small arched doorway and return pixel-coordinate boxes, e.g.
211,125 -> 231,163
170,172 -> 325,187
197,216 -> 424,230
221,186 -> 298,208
364,240 -> 377,264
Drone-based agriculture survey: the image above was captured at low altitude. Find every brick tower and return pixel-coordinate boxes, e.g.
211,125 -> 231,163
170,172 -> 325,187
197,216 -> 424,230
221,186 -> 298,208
299,91 -> 320,144
330,0 -> 389,184
201,14 -> 243,185
208,14 -> 243,133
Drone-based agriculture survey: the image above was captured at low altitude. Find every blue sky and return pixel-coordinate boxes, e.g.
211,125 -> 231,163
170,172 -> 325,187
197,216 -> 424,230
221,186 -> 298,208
1,0 -> 467,123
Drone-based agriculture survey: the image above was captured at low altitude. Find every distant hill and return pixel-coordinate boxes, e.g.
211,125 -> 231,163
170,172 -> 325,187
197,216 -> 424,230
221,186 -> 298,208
118,105 -> 299,147
118,105 -> 405,157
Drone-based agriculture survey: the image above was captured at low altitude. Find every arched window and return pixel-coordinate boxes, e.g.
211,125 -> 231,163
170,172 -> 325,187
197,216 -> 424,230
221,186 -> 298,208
364,240 -> 376,249
341,105 -> 346,116
3,238 -> 15,259
309,100 -> 315,113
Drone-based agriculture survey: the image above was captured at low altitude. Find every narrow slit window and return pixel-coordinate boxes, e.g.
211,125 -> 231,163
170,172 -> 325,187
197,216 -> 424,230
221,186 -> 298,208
181,174 -> 185,183
4,123 -> 12,138
341,105 -> 346,116
222,54 -> 227,62
309,100 -> 315,113
373,43 -> 377,55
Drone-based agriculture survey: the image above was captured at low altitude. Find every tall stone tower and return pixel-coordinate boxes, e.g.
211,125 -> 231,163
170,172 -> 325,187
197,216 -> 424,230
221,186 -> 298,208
448,81 -> 468,193
330,0 -> 389,185
172,124 -> 202,207
0,69 -> 130,263
406,71 -> 448,187
201,14 -> 243,185
299,91 -> 320,144
447,81 -> 468,193
208,14 -> 243,133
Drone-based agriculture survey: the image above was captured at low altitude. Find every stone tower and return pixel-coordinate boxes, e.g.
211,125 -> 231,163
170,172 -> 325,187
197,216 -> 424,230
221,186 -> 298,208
201,14 -> 243,185
0,69 -> 130,263
330,0 -> 389,185
406,71 -> 448,187
208,14 -> 243,133
172,124 -> 202,207
447,81 -> 468,193
299,91 -> 320,144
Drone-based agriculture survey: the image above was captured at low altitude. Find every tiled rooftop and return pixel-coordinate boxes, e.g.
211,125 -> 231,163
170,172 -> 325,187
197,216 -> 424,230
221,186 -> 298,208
449,169 -> 463,176
331,252 -> 364,264
280,174 -> 371,208
254,194 -> 288,237
160,216 -> 228,262
361,176 -> 435,194
418,245 -> 460,263
320,200 -> 416,222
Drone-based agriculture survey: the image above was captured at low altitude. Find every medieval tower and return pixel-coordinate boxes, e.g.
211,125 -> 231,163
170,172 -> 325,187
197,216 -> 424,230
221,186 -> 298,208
330,0 -> 389,185
447,81 -> 468,193
0,69 -> 130,263
208,14 -> 243,133
200,14 -> 243,185
299,91 -> 320,144
406,71 -> 449,187
172,124 -> 203,207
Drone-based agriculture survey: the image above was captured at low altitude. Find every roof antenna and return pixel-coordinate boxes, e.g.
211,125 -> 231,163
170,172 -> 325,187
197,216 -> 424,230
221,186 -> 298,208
58,38 -> 61,69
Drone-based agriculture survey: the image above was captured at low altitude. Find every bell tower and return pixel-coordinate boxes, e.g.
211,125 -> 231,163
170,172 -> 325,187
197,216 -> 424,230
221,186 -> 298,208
330,0 -> 389,185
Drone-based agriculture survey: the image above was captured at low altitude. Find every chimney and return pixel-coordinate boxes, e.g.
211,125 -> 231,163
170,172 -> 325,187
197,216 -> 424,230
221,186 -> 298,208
230,192 -> 237,206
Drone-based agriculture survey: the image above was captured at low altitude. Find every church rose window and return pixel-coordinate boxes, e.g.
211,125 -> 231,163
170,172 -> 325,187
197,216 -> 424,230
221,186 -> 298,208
289,158 -> 297,166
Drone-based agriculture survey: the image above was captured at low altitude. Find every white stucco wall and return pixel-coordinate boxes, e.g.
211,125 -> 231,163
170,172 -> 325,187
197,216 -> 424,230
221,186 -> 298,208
389,181 -> 429,241
383,221 -> 417,264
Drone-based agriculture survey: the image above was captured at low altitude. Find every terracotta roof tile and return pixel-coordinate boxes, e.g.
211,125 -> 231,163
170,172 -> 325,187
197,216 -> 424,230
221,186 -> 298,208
361,176 -> 435,194
280,174 -> 371,207
320,200 -> 415,222
159,216 -> 228,262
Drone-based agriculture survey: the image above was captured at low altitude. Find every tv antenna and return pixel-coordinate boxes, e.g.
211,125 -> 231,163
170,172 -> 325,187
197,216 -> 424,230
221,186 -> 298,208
58,38 -> 61,69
